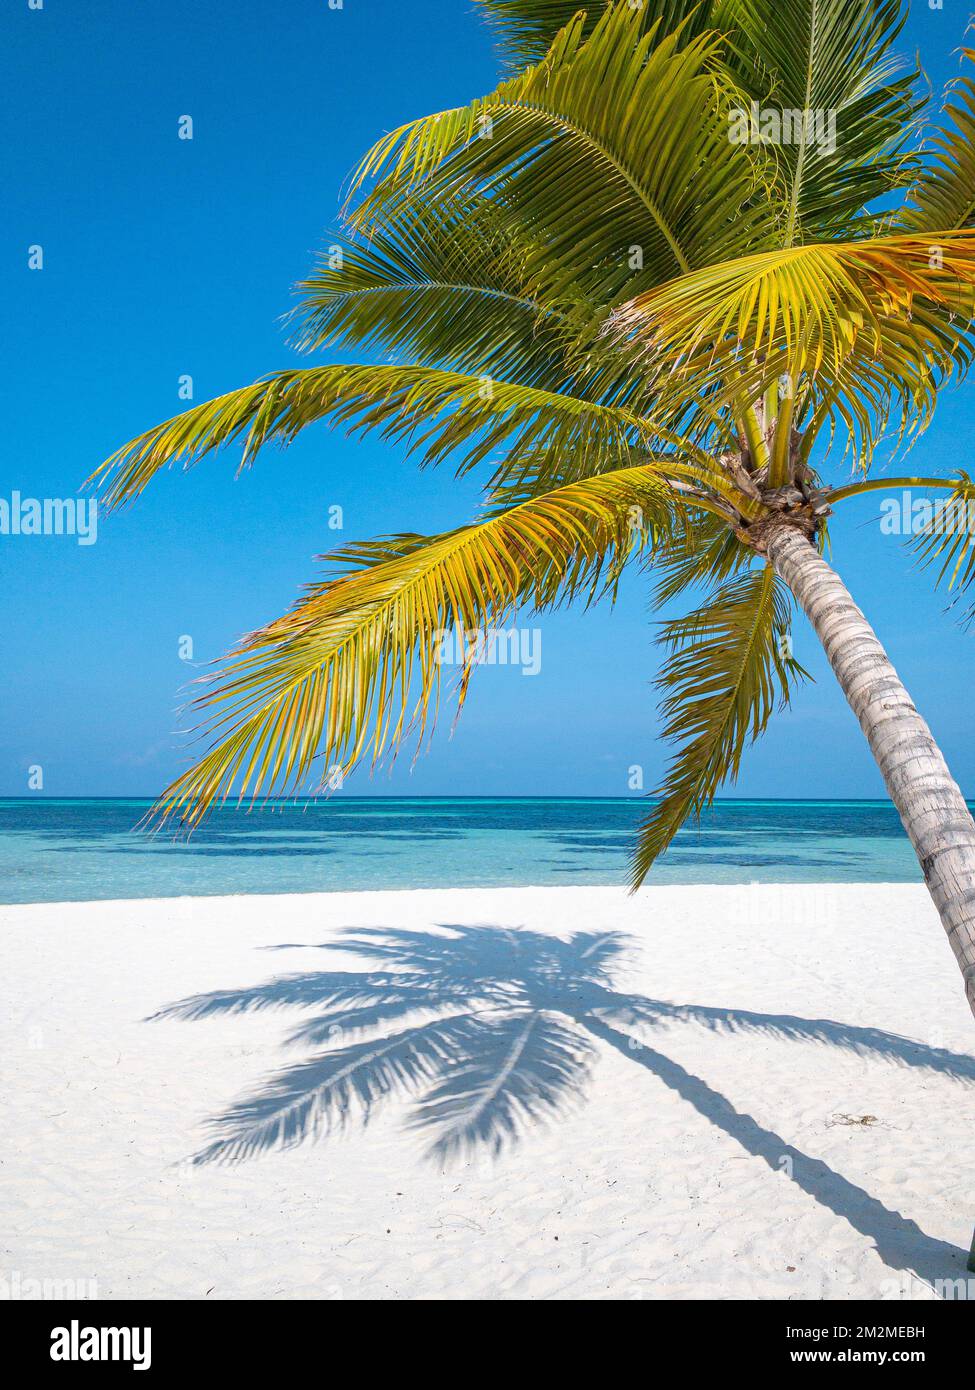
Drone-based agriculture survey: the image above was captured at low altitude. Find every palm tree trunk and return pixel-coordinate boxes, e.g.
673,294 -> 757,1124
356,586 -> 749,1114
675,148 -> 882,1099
767,523 -> 975,1025
768,523 -> 975,1273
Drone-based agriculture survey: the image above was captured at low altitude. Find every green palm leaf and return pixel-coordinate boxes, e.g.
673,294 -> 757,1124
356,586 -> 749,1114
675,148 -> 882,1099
351,6 -> 776,306
649,508 -> 754,606
632,567 -> 809,887
474,0 -> 918,241
612,233 -> 975,377
474,0 -> 711,67
148,466 -> 683,830
906,472 -> 975,620
91,363 -> 706,508
291,189 -> 591,393
900,49 -> 975,233
609,232 -> 975,468
715,0 -> 919,241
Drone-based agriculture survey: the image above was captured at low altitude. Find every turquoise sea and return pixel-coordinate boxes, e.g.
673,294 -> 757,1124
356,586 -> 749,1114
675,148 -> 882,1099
0,797 -> 932,904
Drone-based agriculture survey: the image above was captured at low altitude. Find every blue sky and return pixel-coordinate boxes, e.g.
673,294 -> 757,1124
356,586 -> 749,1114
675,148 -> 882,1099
4,0 -> 975,800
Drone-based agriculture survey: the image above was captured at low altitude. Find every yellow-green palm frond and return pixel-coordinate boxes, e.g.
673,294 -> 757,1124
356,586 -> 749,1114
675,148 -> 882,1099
350,6 -> 777,306
291,189 -> 603,394
632,567 -> 810,887
474,0 -> 711,67
482,436 -> 757,522
713,0 -> 920,241
900,49 -> 975,233
611,233 -> 975,376
793,298 -> 975,468
91,364 -> 705,510
474,0 -> 918,239
148,466 -> 683,831
830,472 -> 975,619
906,472 -> 975,620
609,232 -> 975,465
649,507 -> 754,606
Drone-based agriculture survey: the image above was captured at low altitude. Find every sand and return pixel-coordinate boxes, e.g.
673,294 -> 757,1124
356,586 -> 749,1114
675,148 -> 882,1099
1,883 -> 973,1301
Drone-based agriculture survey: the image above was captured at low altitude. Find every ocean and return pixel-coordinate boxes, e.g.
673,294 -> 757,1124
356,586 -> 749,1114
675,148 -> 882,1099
0,797 -> 928,904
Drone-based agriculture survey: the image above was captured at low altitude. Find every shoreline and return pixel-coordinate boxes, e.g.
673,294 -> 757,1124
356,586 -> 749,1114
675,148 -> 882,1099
3,883 -> 972,1300
0,879 -> 928,910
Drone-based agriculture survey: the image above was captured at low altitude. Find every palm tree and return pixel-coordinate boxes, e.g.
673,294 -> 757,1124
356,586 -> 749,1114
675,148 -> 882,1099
94,1 -> 975,1236
154,924 -> 975,1284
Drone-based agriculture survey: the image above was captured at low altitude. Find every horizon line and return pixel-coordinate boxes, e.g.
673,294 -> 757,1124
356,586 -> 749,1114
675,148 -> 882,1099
0,794 -> 930,805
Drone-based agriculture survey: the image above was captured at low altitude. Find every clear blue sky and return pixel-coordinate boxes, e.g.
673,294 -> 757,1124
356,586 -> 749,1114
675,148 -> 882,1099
3,0 -> 975,799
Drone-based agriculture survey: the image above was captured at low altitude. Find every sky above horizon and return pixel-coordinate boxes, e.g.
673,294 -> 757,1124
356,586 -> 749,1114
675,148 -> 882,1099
4,0 -> 975,801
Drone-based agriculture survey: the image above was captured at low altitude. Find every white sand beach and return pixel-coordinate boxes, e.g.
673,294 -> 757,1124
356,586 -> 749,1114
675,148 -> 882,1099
2,884 -> 973,1301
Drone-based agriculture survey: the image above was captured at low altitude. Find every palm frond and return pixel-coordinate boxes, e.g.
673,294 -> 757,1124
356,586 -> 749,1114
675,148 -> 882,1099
829,474 -> 962,506
350,6 -> 776,307
147,466 -> 683,831
292,189 -> 594,393
900,49 -> 975,233
91,364 -> 698,508
794,299 -> 975,468
715,0 -> 920,241
609,232 -> 975,466
649,507 -> 754,605
906,471 -> 975,621
474,0 -> 918,241
474,0 -> 711,68
612,233 -> 975,378
632,567 -> 809,887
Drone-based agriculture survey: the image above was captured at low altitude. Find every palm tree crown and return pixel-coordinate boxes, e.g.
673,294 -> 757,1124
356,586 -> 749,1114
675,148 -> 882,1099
92,0 -> 975,886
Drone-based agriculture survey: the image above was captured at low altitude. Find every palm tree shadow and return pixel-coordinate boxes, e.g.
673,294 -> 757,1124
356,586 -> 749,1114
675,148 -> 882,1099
151,924 -> 973,1286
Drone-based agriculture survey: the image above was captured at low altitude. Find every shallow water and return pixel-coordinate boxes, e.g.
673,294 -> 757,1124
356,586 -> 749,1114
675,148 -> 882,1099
0,797 -> 929,903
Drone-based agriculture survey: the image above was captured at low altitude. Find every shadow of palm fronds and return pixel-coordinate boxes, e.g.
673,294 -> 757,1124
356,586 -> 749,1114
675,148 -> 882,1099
152,923 -> 975,1284
152,924 -> 975,1167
